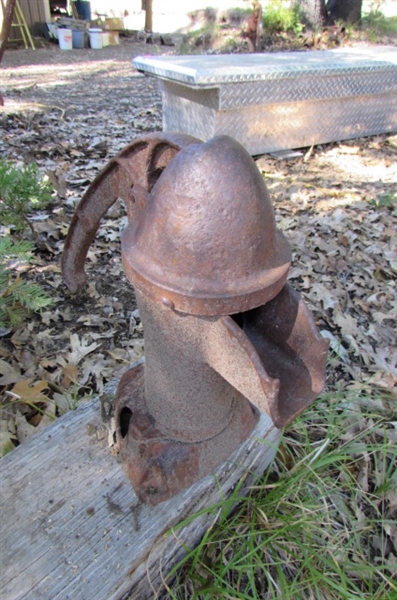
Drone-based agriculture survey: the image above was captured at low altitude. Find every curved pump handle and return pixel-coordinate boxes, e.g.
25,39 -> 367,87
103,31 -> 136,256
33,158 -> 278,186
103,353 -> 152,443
62,133 -> 200,294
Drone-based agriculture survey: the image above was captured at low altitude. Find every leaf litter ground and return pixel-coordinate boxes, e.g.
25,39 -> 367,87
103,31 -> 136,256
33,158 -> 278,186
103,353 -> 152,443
0,38 -> 396,590
0,37 -> 396,449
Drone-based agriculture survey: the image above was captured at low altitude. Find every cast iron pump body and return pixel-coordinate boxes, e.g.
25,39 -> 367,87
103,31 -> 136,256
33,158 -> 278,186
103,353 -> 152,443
62,133 -> 328,505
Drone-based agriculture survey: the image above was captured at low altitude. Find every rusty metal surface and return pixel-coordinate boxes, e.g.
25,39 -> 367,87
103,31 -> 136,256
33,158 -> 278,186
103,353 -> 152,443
62,132 -> 200,294
114,283 -> 327,503
116,360 -> 257,504
122,135 -> 291,316
62,133 -> 328,505
241,283 -> 329,427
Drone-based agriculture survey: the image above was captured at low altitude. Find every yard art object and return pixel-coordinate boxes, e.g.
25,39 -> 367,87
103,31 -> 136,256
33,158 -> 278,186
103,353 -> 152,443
62,133 -> 328,504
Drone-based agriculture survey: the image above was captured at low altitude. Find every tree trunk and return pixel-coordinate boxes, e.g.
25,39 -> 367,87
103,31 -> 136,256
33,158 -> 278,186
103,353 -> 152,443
298,0 -> 327,29
245,1 -> 262,53
0,0 -> 17,104
326,0 -> 363,24
144,0 -> 153,32
0,0 -> 16,63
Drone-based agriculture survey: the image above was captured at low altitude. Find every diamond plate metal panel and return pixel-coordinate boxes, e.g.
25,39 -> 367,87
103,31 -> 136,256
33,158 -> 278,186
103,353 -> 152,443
160,81 -> 220,110
214,93 -> 397,154
133,48 -> 397,86
163,91 -> 397,155
161,71 -> 397,111
135,47 -> 397,155
219,71 -> 397,109
162,93 -> 216,141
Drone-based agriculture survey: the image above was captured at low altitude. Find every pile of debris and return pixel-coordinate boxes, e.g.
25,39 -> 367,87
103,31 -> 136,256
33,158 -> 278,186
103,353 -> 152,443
56,17 -> 88,32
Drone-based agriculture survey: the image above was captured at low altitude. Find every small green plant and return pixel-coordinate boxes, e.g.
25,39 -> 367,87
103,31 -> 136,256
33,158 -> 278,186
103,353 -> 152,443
220,35 -> 240,52
177,23 -> 219,54
0,158 -> 53,236
371,191 -> 397,209
0,236 -> 53,328
263,0 -> 302,34
362,11 -> 397,39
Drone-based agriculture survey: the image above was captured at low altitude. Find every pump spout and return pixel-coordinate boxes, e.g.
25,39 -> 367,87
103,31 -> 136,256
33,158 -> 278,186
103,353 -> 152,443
205,283 -> 328,429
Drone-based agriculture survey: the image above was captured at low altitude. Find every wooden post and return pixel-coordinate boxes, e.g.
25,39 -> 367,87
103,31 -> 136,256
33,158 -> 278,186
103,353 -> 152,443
0,379 -> 279,599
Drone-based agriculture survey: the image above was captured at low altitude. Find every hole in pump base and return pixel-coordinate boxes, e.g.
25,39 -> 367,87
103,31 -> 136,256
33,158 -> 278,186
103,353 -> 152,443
120,407 -> 133,438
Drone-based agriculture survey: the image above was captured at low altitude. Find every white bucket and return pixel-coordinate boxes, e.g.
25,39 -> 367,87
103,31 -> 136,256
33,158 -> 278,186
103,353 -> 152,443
89,28 -> 103,49
58,28 -> 73,50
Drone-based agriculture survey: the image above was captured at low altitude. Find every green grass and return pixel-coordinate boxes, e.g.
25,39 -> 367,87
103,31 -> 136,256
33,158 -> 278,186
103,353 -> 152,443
362,11 -> 397,39
163,389 -> 397,599
262,0 -> 302,35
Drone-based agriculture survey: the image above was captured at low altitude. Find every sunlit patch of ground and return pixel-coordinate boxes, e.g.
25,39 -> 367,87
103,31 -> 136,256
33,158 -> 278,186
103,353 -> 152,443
317,137 -> 397,185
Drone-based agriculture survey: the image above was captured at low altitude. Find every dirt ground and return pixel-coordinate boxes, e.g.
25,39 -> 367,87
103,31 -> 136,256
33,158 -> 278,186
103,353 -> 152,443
0,37 -> 396,450
0,37 -> 167,149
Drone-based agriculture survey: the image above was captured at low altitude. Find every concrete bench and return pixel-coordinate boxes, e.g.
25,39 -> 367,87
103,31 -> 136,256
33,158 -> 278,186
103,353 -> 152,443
133,47 -> 397,155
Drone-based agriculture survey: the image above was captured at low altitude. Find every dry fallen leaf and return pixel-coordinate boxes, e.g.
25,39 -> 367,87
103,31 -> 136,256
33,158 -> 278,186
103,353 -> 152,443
9,379 -> 49,402
66,334 -> 101,366
60,364 -> 79,389
0,359 -> 21,386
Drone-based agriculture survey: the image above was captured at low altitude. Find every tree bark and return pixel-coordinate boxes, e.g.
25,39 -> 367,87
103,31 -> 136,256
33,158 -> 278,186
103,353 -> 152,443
298,0 -> 327,29
0,0 -> 16,63
144,0 -> 153,32
326,0 -> 363,24
0,0 -> 17,104
245,1 -> 262,52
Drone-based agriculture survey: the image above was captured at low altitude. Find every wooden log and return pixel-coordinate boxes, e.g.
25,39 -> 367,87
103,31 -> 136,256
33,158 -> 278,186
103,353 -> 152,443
0,381 -> 280,600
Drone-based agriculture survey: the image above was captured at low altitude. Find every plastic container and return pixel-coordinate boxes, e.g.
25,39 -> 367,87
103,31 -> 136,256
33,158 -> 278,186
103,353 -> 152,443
58,28 -> 72,50
74,1 -> 91,21
88,28 -> 103,49
102,32 -> 110,47
108,31 -> 119,45
72,30 -> 86,49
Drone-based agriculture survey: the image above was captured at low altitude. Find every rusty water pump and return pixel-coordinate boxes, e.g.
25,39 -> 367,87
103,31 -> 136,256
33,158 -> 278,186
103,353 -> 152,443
62,133 -> 328,505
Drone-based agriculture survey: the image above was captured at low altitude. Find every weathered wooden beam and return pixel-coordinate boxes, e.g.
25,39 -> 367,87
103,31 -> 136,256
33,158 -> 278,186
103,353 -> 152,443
0,382 -> 279,600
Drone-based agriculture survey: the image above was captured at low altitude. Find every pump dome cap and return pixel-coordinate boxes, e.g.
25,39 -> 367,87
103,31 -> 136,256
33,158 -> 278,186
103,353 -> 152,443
122,135 -> 291,316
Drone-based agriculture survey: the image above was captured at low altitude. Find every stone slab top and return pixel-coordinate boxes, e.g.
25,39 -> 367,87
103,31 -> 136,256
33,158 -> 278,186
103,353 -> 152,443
133,46 -> 397,86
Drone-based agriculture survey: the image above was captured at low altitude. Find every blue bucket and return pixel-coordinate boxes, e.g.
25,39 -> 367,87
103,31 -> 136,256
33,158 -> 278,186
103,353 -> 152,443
74,1 -> 91,21
72,30 -> 86,49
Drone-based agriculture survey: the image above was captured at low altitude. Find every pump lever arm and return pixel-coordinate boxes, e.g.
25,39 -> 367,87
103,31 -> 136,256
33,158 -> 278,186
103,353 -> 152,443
62,133 -> 200,294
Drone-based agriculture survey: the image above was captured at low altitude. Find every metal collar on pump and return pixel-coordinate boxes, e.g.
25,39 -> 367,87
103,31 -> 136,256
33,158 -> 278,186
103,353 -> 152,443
122,136 -> 292,316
